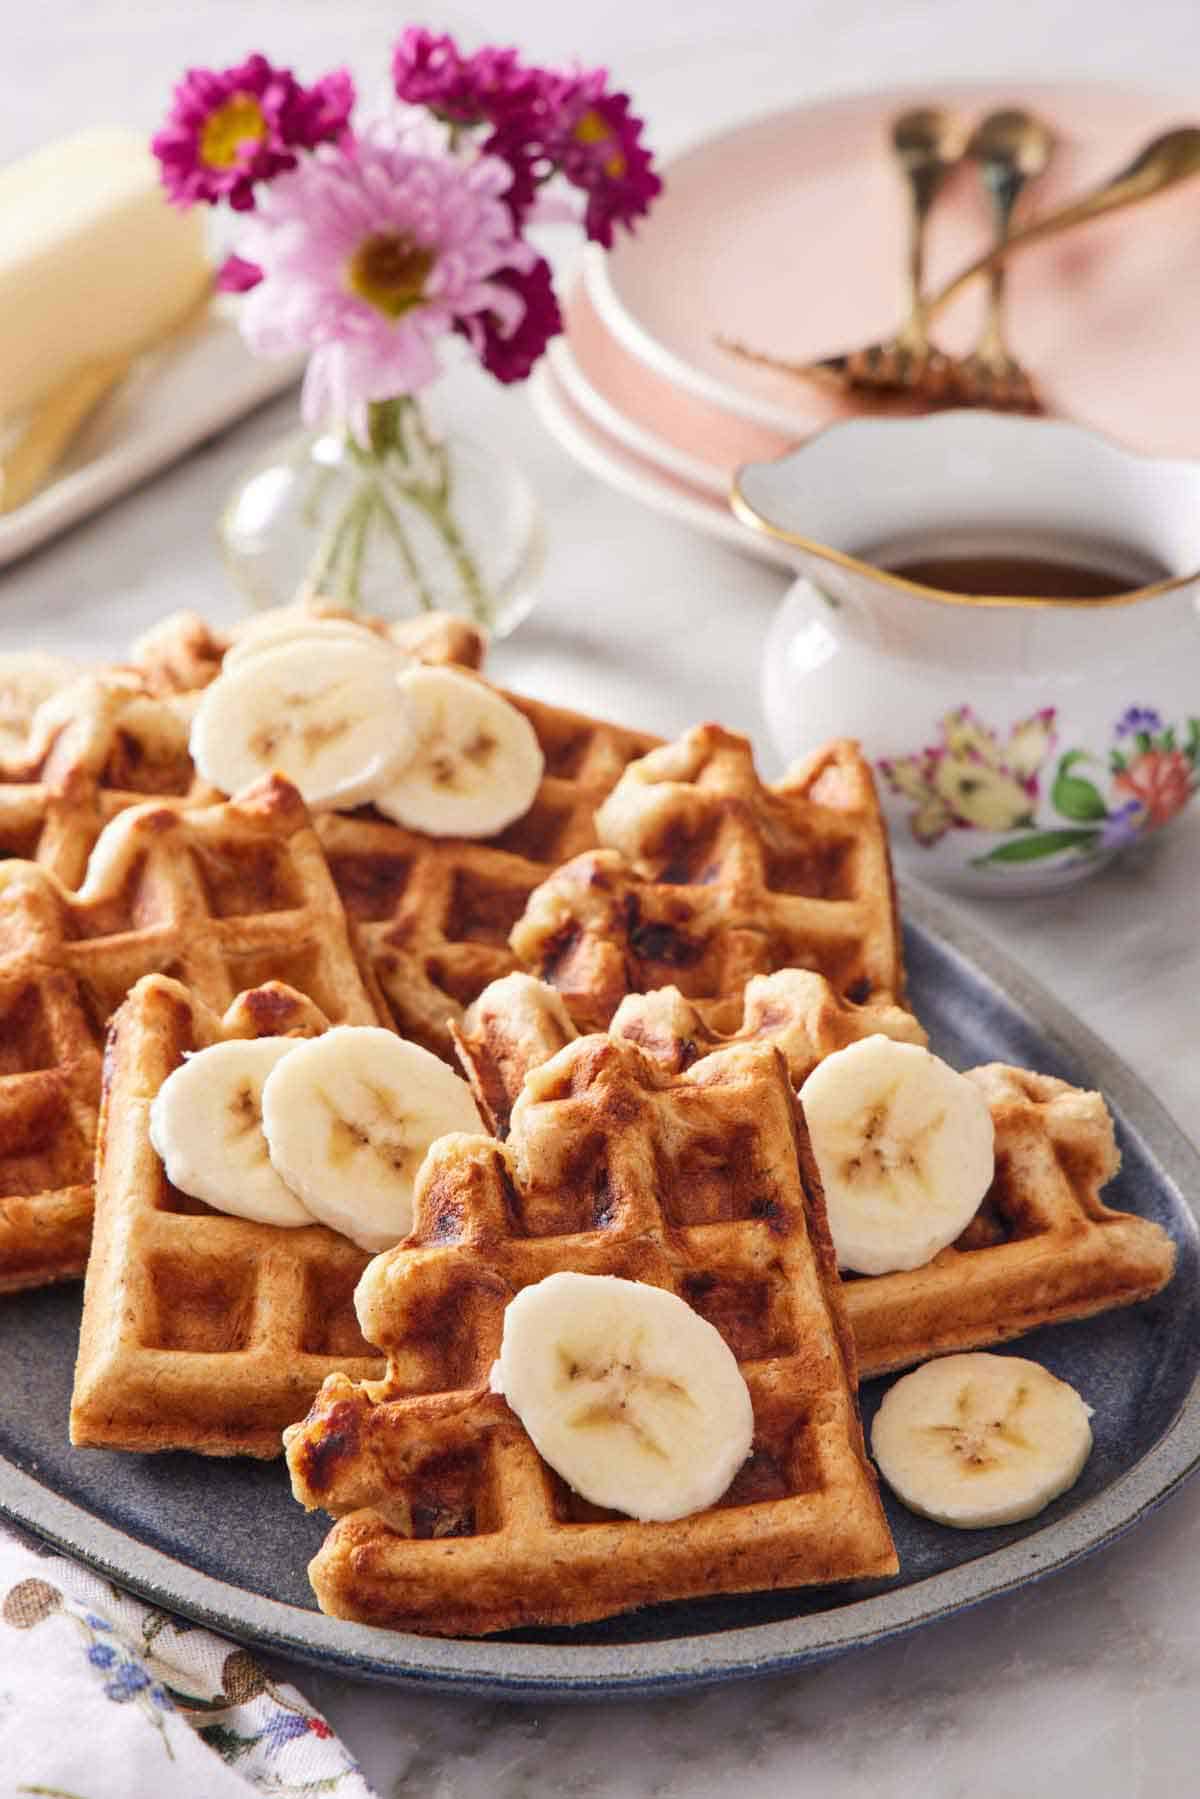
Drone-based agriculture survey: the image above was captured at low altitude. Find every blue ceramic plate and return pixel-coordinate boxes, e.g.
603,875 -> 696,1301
0,881 -> 1197,1700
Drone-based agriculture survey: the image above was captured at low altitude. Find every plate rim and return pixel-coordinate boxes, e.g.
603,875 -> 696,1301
587,76 -> 1186,440
529,360 -> 795,573
2,875 -> 1198,1699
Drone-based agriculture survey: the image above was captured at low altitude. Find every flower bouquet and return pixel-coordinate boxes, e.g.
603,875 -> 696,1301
154,31 -> 660,630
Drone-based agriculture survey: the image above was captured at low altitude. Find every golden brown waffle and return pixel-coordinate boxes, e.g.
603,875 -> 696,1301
0,774 -> 385,1295
456,979 -> 1174,1378
70,975 -> 384,1458
510,728 -> 906,1033
285,1033 -> 897,1636
847,1063 -> 1176,1377
0,670 -> 204,888
0,604 -> 485,883
454,967 -> 925,1138
319,693 -> 659,1060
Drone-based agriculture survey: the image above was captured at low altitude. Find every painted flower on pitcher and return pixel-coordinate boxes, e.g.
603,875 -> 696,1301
971,708 -> 1200,869
878,705 -> 1056,845
1112,745 -> 1195,826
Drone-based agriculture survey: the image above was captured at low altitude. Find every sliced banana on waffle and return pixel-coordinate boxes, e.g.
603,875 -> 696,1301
799,1035 -> 995,1275
224,608 -> 403,668
189,638 -> 415,809
371,666 -> 544,837
260,1025 -> 484,1251
871,1353 -> 1093,1528
148,1038 -> 312,1226
490,1272 -> 755,1522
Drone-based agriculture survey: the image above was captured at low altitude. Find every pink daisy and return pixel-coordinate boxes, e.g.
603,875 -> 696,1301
233,120 -> 537,436
153,54 -> 353,212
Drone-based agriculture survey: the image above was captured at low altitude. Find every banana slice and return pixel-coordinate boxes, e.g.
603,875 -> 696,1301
259,1026 -> 483,1251
872,1353 -> 1093,1528
371,666 -> 544,837
224,608 -> 402,669
490,1272 -> 754,1522
148,1038 -> 312,1227
799,1035 -> 995,1275
189,639 -> 416,809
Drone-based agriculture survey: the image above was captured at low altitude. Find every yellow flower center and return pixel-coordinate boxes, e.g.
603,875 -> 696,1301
200,94 -> 268,170
346,232 -> 436,320
573,108 -> 626,179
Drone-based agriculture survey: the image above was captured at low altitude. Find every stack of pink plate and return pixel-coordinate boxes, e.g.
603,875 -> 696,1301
533,81 -> 1200,566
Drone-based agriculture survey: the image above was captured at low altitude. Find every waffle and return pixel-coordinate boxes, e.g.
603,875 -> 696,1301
318,694 -> 659,1060
0,773 -> 385,1295
454,967 -> 926,1138
0,611 -> 484,885
846,1063 -> 1176,1377
0,669 -> 204,888
70,975 -> 384,1458
455,977 -> 1175,1377
510,728 -> 906,1034
285,1032 -> 897,1636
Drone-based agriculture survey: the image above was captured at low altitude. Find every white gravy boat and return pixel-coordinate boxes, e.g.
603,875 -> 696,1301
734,413 -> 1200,895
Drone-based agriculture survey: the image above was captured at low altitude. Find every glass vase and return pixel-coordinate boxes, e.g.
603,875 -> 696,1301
219,395 -> 543,637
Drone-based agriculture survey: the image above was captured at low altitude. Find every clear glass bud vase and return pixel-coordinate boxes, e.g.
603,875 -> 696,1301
219,395 -> 543,636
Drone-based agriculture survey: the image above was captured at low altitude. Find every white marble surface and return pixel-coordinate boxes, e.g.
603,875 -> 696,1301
4,3 -> 1200,1794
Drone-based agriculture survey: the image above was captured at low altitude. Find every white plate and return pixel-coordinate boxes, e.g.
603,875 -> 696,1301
0,301 -> 299,569
530,360 -> 795,572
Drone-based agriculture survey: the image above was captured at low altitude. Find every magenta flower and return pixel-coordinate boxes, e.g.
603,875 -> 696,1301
153,54 -> 354,211
232,120 -> 536,436
459,256 -> 562,382
391,29 -> 540,127
545,71 -> 662,246
390,34 -> 661,242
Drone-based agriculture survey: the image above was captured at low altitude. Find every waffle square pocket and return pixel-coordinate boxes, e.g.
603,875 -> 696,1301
285,1033 -> 898,1636
70,973 -> 386,1458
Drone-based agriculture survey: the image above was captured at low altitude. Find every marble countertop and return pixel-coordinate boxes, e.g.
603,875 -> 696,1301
5,3 -> 1200,1793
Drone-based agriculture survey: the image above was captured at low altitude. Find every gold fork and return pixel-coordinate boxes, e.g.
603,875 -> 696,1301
953,108 -> 1055,411
840,106 -> 968,402
719,125 -> 1200,405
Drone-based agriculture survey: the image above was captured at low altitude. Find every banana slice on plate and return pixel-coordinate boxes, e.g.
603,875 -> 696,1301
224,609 -> 404,669
148,1038 -> 312,1226
799,1035 -> 995,1275
490,1271 -> 755,1522
260,1025 -> 484,1251
189,638 -> 415,809
371,666 -> 544,837
872,1352 -> 1093,1528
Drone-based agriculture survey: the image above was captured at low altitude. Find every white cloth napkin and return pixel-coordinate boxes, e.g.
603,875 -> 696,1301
0,1521 -> 377,1797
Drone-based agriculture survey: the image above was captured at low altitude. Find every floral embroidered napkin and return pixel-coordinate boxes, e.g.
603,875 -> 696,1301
0,1523 -> 374,1796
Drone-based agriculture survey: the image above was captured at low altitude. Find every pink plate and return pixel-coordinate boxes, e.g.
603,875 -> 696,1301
584,81 -> 1200,466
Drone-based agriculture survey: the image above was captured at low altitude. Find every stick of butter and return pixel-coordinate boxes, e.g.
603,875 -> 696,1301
0,128 -> 211,420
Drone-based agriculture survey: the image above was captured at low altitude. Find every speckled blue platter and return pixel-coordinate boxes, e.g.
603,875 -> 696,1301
1,881 -> 1197,1700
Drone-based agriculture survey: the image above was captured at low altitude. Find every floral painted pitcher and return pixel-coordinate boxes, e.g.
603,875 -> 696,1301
736,413 -> 1200,895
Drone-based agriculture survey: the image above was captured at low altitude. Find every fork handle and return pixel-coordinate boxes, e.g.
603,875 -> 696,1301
926,126 -> 1200,320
